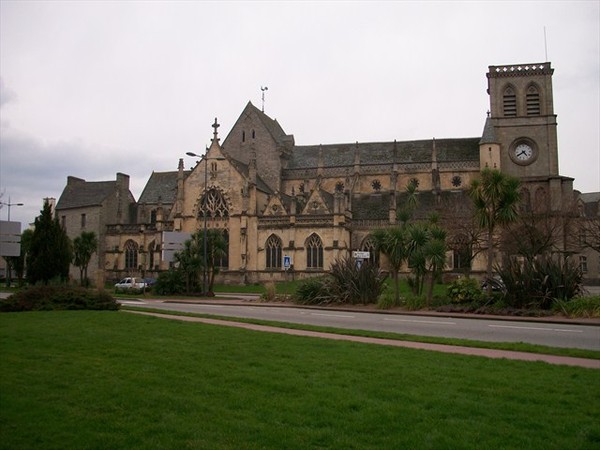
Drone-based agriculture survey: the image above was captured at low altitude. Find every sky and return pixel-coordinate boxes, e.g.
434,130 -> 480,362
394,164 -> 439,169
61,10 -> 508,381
1,0 -> 599,227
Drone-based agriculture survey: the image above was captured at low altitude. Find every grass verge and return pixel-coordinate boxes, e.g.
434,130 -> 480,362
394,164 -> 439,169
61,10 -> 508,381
122,305 -> 600,360
1,311 -> 598,450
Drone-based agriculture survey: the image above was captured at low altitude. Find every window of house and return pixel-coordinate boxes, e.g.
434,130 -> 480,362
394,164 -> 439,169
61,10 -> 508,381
306,234 -> 323,269
242,131 -> 245,142
503,86 -> 517,117
526,85 -> 540,116
580,256 -> 588,273
81,214 -> 86,228
148,241 -> 155,270
266,234 -> 282,269
61,216 -> 66,228
150,210 -> 157,224
124,240 -> 139,270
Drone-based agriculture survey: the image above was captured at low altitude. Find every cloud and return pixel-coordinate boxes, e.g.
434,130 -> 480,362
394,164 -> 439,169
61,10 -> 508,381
0,77 -> 17,108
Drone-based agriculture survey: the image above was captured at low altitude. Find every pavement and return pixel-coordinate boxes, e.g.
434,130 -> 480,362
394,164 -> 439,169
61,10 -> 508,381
124,294 -> 600,370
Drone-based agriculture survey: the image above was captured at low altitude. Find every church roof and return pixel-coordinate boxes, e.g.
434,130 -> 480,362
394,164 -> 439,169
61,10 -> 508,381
56,179 -> 117,210
228,158 -> 273,194
238,102 -> 292,148
138,171 -> 184,204
479,117 -> 497,144
287,138 -> 480,170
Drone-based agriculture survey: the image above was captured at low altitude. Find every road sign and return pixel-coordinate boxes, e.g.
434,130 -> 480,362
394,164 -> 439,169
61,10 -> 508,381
283,255 -> 291,270
352,251 -> 370,259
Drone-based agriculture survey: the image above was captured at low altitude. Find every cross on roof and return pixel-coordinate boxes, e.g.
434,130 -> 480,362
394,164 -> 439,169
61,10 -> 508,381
212,117 -> 220,142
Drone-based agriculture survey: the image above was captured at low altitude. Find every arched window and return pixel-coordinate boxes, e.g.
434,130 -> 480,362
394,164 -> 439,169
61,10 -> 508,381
520,188 -> 531,213
215,230 -> 229,269
361,237 -> 379,266
148,241 -> 155,270
124,240 -> 138,270
306,234 -> 323,269
503,86 -> 517,117
199,188 -> 229,218
526,84 -> 540,116
534,187 -> 549,212
266,234 -> 282,269
150,209 -> 157,224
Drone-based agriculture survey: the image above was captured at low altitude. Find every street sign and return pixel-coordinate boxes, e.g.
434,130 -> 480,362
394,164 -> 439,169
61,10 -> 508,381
0,221 -> 21,257
352,250 -> 370,259
283,255 -> 291,270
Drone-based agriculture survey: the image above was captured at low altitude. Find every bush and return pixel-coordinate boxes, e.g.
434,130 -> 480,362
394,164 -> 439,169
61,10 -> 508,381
0,286 -> 119,312
377,285 -> 400,309
327,257 -> 386,305
154,270 -> 186,295
554,296 -> 600,318
447,277 -> 484,304
294,277 -> 331,305
498,256 -> 583,309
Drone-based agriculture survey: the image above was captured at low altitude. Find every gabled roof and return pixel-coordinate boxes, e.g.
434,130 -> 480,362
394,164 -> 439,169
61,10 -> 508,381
228,158 -> 273,194
56,180 -> 117,210
287,138 -> 480,170
138,171 -> 185,204
242,101 -> 291,147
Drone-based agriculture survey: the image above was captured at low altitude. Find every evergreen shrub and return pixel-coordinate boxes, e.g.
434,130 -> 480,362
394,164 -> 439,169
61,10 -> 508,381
0,286 -> 119,312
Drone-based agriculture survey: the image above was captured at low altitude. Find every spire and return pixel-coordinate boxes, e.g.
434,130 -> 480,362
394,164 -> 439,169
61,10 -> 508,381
211,117 -> 220,143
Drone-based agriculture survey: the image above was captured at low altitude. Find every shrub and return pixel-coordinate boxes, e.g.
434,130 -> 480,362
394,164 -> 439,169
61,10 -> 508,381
327,257 -> 386,305
293,277 -> 331,305
403,294 -> 427,310
554,296 -> 600,318
377,285 -> 400,309
0,286 -> 119,312
447,277 -> 484,304
154,270 -> 186,295
498,255 -> 583,309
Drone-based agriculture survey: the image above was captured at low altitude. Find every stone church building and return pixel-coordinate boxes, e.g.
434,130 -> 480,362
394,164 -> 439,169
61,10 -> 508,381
55,62 -> 596,286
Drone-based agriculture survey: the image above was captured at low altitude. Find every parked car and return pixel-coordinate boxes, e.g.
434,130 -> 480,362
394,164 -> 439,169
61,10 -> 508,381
481,275 -> 505,292
114,277 -> 147,290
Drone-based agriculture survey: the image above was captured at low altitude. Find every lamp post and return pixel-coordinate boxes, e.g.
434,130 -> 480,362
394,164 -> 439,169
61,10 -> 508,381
186,151 -> 225,295
0,197 -> 24,221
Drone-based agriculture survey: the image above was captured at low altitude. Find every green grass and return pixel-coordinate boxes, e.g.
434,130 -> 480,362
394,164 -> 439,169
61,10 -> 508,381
1,311 -> 599,450
123,306 -> 600,360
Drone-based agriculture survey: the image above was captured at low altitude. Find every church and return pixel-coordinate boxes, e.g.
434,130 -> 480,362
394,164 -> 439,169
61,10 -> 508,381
55,62 -> 596,286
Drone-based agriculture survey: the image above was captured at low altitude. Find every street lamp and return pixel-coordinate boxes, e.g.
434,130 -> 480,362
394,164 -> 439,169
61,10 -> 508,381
186,151 -> 225,295
0,197 -> 24,221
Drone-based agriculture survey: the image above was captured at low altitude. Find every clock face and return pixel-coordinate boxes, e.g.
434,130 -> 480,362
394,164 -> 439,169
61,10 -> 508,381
514,143 -> 533,161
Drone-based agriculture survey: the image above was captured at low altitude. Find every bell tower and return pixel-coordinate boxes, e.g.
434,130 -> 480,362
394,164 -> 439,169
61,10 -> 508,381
486,63 -> 559,179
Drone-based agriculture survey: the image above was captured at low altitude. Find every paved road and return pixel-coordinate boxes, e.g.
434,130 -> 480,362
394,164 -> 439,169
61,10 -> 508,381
121,298 -> 600,351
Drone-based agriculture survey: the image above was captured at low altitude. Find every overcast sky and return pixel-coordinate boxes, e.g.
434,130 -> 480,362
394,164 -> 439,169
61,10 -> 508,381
1,0 -> 599,227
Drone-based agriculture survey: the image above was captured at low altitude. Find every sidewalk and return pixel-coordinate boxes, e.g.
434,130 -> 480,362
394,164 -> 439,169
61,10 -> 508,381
125,310 -> 600,369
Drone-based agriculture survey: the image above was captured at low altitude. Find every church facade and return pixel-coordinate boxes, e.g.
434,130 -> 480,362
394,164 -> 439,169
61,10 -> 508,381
55,62 -> 597,286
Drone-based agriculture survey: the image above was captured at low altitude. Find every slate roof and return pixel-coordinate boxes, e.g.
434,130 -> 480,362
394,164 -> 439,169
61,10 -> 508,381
239,102 -> 293,148
138,171 -> 183,204
580,192 -> 600,218
228,158 -> 273,194
56,180 -> 117,210
479,117 -> 497,144
351,190 -> 472,221
287,138 -> 480,170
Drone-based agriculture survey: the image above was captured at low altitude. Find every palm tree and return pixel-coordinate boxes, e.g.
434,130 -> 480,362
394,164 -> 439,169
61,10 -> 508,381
73,231 -> 99,286
371,227 -> 408,305
469,168 -> 520,293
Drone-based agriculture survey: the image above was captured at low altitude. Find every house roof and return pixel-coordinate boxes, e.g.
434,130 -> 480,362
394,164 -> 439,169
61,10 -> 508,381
56,180 -> 117,210
138,171 -> 184,204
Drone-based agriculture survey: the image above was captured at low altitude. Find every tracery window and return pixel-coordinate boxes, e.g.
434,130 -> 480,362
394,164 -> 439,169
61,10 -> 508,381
526,85 -> 540,116
306,234 -> 323,269
124,240 -> 138,270
361,237 -> 379,266
503,86 -> 517,117
265,234 -> 282,269
148,241 -> 155,270
534,187 -> 549,212
199,188 -> 229,218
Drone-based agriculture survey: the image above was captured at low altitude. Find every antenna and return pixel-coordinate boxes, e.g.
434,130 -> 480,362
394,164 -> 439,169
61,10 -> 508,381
544,26 -> 548,61
261,86 -> 268,112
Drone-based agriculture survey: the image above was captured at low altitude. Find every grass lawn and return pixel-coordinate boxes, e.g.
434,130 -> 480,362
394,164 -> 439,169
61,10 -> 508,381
1,312 -> 599,450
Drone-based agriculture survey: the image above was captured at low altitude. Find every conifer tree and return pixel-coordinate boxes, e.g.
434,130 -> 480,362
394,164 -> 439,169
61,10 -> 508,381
27,200 -> 72,284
